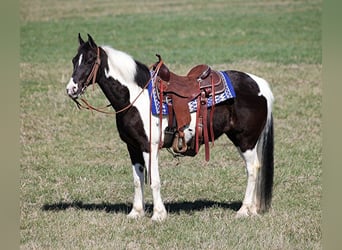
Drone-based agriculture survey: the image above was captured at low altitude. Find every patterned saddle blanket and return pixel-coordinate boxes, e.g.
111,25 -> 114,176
148,71 -> 236,115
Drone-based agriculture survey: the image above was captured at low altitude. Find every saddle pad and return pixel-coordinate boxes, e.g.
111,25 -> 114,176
148,71 -> 235,115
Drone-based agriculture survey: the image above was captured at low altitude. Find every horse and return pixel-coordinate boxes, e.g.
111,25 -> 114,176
66,33 -> 274,221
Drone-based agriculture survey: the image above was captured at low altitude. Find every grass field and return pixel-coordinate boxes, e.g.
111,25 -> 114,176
20,0 -> 322,249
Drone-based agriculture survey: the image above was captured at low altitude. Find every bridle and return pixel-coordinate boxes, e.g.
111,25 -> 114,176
85,47 -> 101,89
72,47 -> 164,115
71,46 -> 102,111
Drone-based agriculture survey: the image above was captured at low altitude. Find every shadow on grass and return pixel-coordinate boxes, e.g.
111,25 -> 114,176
42,199 -> 242,214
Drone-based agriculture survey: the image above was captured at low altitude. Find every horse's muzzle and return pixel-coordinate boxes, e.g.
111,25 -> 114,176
66,77 -> 86,99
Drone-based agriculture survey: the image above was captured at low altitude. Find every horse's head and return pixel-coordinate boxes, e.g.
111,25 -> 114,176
66,33 -> 100,100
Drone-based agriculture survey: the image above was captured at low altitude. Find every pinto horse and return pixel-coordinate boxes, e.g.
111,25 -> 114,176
66,34 -> 274,221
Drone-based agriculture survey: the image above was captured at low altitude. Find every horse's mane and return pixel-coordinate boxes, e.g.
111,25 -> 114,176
101,45 -> 150,89
101,45 -> 138,84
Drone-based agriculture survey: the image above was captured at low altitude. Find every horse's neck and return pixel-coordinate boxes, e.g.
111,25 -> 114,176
97,46 -> 151,112
102,46 -> 143,98
95,73 -> 128,112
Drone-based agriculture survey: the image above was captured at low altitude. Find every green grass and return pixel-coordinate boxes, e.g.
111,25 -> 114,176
20,0 -> 322,249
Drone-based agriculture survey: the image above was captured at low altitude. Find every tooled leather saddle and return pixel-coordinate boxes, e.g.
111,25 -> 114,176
152,55 -> 226,161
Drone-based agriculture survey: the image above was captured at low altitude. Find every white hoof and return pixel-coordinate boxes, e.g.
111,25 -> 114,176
151,208 -> 167,222
127,208 -> 145,219
236,204 -> 258,218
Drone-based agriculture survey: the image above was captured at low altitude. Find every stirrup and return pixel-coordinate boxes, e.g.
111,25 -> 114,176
172,132 -> 187,153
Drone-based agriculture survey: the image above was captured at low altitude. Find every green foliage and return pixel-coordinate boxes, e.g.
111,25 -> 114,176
20,0 -> 322,249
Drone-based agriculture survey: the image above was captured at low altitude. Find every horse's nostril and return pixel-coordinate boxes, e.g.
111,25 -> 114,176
66,87 -> 75,97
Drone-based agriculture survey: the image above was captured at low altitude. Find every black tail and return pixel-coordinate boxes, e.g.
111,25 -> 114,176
256,114 -> 274,213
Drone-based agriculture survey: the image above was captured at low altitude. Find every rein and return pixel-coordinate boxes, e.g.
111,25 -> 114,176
74,47 -> 164,115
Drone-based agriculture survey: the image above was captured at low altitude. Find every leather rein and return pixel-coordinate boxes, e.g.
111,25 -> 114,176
72,47 -> 164,115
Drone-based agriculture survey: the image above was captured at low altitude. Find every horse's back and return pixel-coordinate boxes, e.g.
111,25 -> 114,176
225,70 -> 272,111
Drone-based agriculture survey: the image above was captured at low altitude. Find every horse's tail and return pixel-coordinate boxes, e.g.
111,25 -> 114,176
255,87 -> 274,213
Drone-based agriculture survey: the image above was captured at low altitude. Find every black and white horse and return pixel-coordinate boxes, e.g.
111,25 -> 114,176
66,34 -> 274,221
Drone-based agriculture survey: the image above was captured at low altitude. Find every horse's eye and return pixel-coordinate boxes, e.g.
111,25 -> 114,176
86,57 -> 94,65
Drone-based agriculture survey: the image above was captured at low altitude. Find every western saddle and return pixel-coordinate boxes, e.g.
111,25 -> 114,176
152,55 -> 226,161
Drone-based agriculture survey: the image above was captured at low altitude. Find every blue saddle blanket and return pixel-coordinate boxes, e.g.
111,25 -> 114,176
148,71 -> 235,115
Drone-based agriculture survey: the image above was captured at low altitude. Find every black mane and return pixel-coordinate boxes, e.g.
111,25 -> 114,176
134,60 -> 151,89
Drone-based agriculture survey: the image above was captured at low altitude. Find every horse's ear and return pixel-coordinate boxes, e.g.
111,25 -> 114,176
87,34 -> 97,48
78,33 -> 85,46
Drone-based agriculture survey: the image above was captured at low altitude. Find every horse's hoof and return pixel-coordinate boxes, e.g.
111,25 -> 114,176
235,204 -> 258,218
127,209 -> 145,219
151,209 -> 167,222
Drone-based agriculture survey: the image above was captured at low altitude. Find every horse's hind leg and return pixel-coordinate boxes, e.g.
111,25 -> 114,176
236,146 -> 260,217
235,114 -> 274,217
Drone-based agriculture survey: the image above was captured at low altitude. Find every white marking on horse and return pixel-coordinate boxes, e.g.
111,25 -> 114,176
127,163 -> 145,219
183,112 -> 197,142
102,46 -> 138,90
246,73 -> 274,121
236,147 -> 260,217
78,54 -> 83,66
66,77 -> 78,98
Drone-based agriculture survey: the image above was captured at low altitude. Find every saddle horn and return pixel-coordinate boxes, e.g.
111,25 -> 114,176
154,54 -> 170,82
156,54 -> 162,62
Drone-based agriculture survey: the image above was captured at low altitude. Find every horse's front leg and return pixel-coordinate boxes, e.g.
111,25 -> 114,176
127,146 -> 145,219
143,144 -> 167,221
127,163 -> 145,219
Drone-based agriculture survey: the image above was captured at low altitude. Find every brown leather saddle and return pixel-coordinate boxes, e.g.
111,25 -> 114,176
152,55 -> 226,161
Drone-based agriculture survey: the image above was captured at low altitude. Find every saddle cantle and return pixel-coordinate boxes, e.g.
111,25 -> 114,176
152,55 -> 228,160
